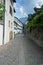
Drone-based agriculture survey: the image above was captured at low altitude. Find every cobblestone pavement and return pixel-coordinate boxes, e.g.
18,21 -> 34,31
0,34 -> 43,65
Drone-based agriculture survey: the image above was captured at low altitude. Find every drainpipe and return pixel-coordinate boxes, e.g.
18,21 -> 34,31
3,16 -> 5,45
2,0 -> 5,45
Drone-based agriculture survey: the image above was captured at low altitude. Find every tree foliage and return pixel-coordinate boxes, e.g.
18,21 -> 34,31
26,5 -> 43,30
27,11 -> 43,29
0,4 -> 5,19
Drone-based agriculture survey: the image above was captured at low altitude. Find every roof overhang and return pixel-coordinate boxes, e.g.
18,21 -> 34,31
13,0 -> 16,2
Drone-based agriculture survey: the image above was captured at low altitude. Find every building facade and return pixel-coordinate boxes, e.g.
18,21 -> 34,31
14,17 -> 23,34
0,0 -> 16,45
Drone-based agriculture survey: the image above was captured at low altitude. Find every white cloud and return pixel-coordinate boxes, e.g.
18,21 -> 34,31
19,6 -> 28,17
20,6 -> 25,14
38,0 -> 43,4
39,0 -> 43,6
13,3 -> 20,10
13,3 -> 28,18
35,3 -> 41,8
24,12 -> 28,17
34,0 -> 43,8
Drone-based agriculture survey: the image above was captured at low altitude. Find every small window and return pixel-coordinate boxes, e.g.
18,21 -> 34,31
11,22 -> 12,28
9,6 -> 12,16
9,21 -> 10,27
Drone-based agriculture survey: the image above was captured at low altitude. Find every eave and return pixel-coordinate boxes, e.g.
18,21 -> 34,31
13,0 -> 16,2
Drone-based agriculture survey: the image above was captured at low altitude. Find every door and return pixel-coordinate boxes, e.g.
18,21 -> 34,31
9,31 -> 13,40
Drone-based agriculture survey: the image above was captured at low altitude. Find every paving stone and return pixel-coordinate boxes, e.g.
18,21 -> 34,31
0,34 -> 43,65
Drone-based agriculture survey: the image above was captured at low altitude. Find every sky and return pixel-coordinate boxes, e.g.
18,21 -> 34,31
14,0 -> 43,19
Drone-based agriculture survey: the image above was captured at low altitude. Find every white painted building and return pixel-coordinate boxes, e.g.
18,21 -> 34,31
14,17 -> 23,34
0,0 -> 16,45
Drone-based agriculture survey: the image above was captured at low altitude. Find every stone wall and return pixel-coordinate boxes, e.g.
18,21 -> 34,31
31,28 -> 43,41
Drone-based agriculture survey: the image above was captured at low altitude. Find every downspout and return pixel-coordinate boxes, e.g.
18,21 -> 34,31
3,0 -> 5,45
3,15 -> 5,45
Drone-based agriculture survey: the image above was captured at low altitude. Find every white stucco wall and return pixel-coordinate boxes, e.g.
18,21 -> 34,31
0,25 -> 3,45
4,0 -> 14,44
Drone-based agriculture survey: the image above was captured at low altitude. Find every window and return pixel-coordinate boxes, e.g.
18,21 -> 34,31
9,6 -> 12,16
11,22 -> 12,28
9,21 -> 10,27
14,8 -> 16,12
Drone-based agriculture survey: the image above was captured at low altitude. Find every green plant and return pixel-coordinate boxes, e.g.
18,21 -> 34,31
0,4 -> 5,19
26,11 -> 43,30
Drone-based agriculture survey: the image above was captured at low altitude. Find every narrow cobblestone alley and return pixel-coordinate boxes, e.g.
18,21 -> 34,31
0,34 -> 43,65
